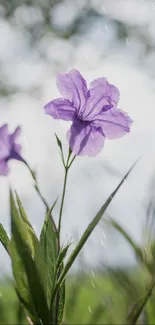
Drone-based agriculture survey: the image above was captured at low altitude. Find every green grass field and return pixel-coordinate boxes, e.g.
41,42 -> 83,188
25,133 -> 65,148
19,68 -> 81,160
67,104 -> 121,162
0,267 -> 155,324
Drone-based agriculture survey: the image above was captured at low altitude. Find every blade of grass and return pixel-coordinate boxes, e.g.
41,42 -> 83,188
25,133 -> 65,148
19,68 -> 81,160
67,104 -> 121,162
126,280 -> 155,324
51,158 -> 140,304
107,218 -> 143,261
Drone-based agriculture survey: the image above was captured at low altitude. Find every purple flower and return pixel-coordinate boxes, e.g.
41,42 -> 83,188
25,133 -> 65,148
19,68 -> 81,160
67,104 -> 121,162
0,124 -> 23,176
44,70 -> 133,156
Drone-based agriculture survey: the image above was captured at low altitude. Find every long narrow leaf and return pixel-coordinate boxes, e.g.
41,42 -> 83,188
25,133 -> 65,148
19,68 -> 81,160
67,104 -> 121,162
126,281 -> 155,324
15,192 -> 46,289
52,159 -> 139,300
0,223 -> 10,255
56,244 -> 71,270
15,288 -> 36,325
15,192 -> 41,260
10,192 -> 38,322
56,282 -> 65,325
40,199 -> 59,307
40,200 -> 66,324
107,218 -> 143,261
10,190 -> 50,324
51,277 -> 65,325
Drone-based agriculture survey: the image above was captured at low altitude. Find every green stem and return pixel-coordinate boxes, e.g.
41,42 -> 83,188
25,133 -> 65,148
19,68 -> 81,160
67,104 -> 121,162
55,163 -> 68,325
58,149 -> 75,236
54,149 -> 75,325
58,151 -> 71,237
58,167 -> 68,236
24,161 -> 58,237
24,161 -> 59,239
68,155 -> 76,168
24,162 -> 49,212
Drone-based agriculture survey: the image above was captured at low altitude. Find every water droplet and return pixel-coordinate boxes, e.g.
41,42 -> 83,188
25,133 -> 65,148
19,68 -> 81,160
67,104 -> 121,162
84,52 -> 89,61
0,292 -> 2,298
126,38 -> 129,45
102,5 -> 106,13
91,280 -> 96,288
32,224 -> 37,232
152,3 -> 155,9
104,23 -> 109,31
144,247 -> 148,254
100,239 -> 105,247
31,254 -> 35,261
88,305 -> 92,313
91,270 -> 95,278
102,231 -> 106,239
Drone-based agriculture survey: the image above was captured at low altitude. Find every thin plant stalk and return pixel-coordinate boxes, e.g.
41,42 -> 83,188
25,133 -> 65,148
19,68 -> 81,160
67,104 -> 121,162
58,149 -> 75,236
55,149 -> 75,325
24,161 -> 57,234
25,162 -> 49,211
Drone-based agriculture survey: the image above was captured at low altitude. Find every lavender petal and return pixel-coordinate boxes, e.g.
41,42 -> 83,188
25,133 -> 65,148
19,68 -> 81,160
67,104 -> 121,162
44,98 -> 76,121
56,69 -> 88,110
67,118 -> 105,156
93,107 -> 133,139
0,160 -> 9,176
83,77 -> 120,120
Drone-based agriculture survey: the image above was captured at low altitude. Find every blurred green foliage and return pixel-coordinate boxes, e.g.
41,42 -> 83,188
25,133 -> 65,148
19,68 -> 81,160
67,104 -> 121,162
0,267 -> 154,325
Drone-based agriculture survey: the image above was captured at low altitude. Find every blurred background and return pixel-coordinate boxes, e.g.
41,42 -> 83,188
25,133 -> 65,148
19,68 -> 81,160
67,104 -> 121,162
1,0 -> 155,323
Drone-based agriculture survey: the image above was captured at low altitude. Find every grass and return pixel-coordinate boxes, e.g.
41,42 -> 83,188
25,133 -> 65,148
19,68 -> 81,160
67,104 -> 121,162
0,279 -> 27,324
65,268 -> 149,324
0,266 -> 154,324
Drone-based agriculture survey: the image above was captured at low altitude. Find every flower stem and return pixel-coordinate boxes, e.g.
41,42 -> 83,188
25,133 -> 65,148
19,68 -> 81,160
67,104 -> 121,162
25,162 -> 49,212
68,155 -> 76,168
54,149 -> 75,325
24,161 -> 59,254
58,151 -> 71,236
58,168 -> 68,235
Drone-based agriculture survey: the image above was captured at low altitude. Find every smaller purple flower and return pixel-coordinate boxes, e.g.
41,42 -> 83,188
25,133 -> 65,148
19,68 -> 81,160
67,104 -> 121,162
44,69 -> 133,156
0,124 -> 23,176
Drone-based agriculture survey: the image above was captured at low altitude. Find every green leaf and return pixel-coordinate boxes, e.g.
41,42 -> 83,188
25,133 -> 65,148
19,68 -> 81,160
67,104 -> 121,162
89,302 -> 106,325
56,244 -> 70,270
55,133 -> 63,151
15,288 -> 36,325
15,192 -> 40,260
40,200 -> 59,308
126,281 -> 155,324
50,261 -> 66,325
107,218 -> 143,261
52,159 -> 139,300
55,133 -> 65,167
15,192 -> 45,287
107,267 -> 141,301
40,200 -> 66,324
56,282 -> 65,325
0,223 -> 10,255
10,190 -> 49,324
10,193 -> 38,321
